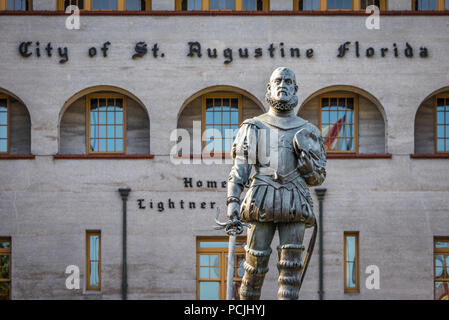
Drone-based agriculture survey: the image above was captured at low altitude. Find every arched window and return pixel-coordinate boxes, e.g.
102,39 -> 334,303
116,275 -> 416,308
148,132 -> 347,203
415,89 -> 449,154
59,87 -> 150,155
294,0 -> 387,10
0,0 -> 32,10
299,87 -> 386,155
177,86 -> 264,156
175,0 -> 269,11
0,91 -> 31,155
57,0 -> 151,11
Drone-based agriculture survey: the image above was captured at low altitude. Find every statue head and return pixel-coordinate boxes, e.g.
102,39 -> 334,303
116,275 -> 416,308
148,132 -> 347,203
266,67 -> 299,112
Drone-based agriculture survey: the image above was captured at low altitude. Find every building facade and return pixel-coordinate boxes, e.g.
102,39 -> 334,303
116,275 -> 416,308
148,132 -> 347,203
0,0 -> 449,300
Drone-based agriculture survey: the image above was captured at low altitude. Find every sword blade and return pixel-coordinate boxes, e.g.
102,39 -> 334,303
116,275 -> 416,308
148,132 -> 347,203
226,233 -> 236,300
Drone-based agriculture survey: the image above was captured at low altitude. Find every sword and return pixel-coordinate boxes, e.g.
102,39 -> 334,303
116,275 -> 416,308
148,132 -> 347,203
215,208 -> 250,300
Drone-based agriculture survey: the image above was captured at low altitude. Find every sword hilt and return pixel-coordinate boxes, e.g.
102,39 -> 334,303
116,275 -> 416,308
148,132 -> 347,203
214,208 -> 251,235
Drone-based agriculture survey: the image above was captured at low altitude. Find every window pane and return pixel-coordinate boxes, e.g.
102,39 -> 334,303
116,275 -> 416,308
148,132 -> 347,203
116,139 -> 124,152
0,140 -> 7,152
446,0 -> 449,9
435,282 -> 449,300
436,241 -> 449,249
200,267 -> 209,279
0,283 -> 10,300
346,236 -> 356,261
200,241 -> 229,248
346,262 -> 356,288
435,255 -> 444,277
0,127 -> 6,139
0,255 -> 10,279
199,281 -> 220,300
0,241 -> 10,249
90,261 -> 99,286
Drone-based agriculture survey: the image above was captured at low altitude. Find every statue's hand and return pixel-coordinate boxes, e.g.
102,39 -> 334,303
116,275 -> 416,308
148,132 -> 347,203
227,202 -> 241,221
298,150 -> 314,175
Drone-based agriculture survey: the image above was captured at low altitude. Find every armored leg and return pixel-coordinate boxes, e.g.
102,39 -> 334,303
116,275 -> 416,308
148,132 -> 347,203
277,243 -> 304,300
239,245 -> 272,300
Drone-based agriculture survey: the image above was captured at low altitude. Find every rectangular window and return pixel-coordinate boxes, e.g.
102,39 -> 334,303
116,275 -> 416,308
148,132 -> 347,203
197,237 -> 245,300
7,0 -> 31,10
125,0 -> 149,10
434,237 -> 449,300
0,237 -> 11,300
446,0 -> 449,9
92,0 -> 117,9
361,0 -> 379,8
297,0 -> 320,10
413,0 -> 437,10
210,0 -> 235,10
344,232 -> 359,292
320,94 -> 358,153
0,97 -> 8,154
86,231 -> 101,291
327,0 -> 353,9
87,94 -> 126,154
202,94 -> 241,154
181,0 -> 202,10
436,95 -> 449,153
243,0 -> 263,10
64,0 -> 85,9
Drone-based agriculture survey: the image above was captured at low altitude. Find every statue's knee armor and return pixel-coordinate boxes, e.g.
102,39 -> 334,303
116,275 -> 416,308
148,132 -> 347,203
239,245 -> 272,300
277,244 -> 304,300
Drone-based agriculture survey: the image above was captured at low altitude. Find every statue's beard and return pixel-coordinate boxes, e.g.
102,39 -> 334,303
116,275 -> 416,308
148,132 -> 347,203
265,92 -> 298,112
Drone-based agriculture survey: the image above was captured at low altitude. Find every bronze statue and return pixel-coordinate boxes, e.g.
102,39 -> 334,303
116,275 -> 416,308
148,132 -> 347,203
226,67 -> 327,300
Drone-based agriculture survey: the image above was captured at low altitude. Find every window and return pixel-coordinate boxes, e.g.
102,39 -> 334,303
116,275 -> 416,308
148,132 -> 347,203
361,0 -> 385,9
197,237 -> 245,300
344,232 -> 359,292
87,94 -> 126,154
0,238 -> 11,300
57,0 -> 151,10
320,94 -> 358,153
63,0 -> 85,9
413,0 -> 436,10
242,0 -> 263,10
295,0 -> 387,10
86,231 -> 101,291
202,94 -> 241,154
181,0 -> 202,10
210,0 -> 234,9
176,0 -> 268,10
446,0 -> 449,9
434,238 -> 449,300
5,0 -> 32,10
327,0 -> 352,9
0,96 -> 8,154
295,0 -> 320,10
436,95 -> 449,153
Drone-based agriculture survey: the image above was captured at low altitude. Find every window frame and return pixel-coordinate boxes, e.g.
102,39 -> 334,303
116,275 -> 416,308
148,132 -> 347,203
434,237 -> 449,300
86,93 -> 127,155
57,0 -> 152,11
319,93 -> 359,154
0,95 -> 10,154
201,93 -> 242,156
435,94 -> 449,154
0,237 -> 11,300
86,230 -> 101,291
0,0 -> 33,10
344,231 -> 359,293
196,236 -> 246,300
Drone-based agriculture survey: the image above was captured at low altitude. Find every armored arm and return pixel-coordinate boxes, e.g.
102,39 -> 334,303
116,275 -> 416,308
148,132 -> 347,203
227,123 -> 254,219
